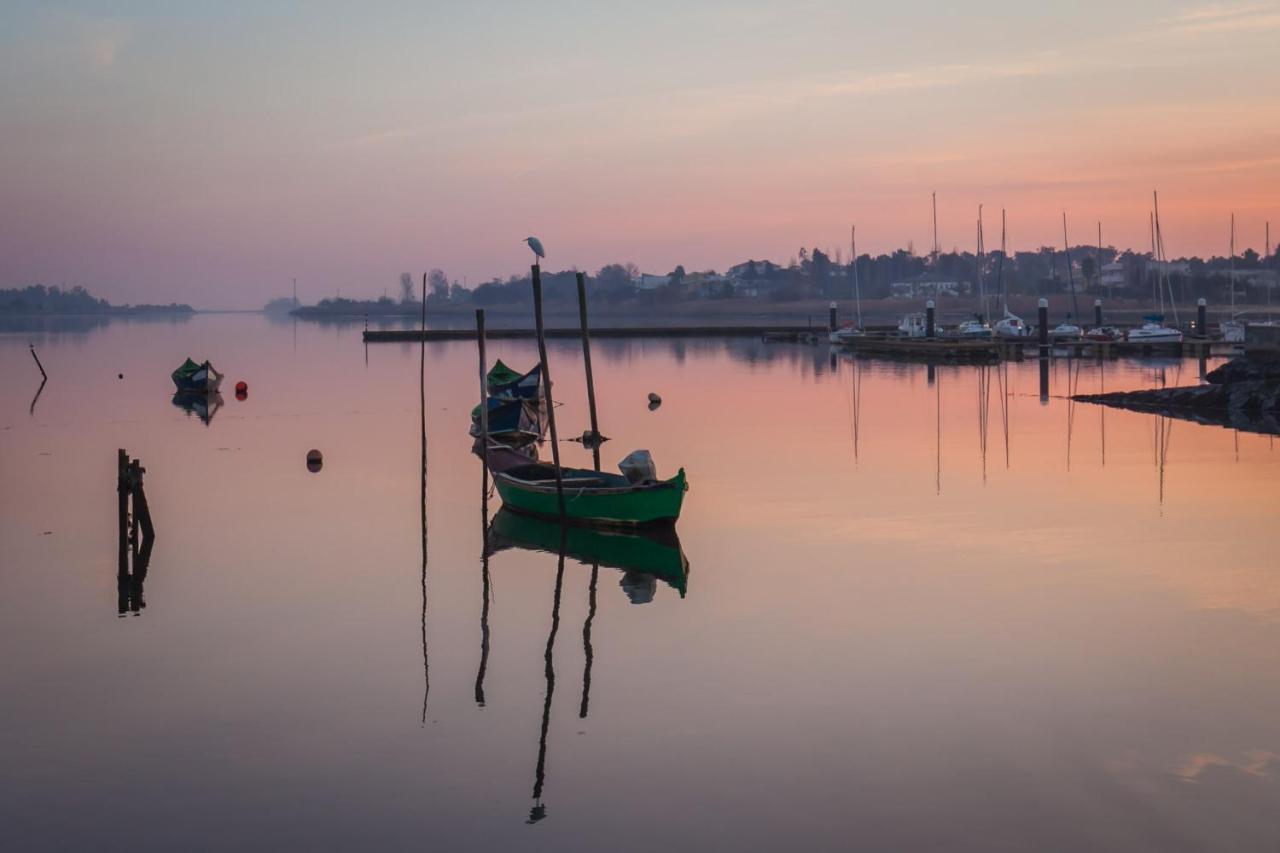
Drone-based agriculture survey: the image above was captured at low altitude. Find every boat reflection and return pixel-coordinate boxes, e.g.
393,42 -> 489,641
171,391 -> 223,425
487,508 -> 689,599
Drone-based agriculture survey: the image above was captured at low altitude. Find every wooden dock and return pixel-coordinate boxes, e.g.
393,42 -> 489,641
364,324 -> 817,342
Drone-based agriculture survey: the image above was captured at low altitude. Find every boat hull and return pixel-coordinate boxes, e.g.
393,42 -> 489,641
494,466 -> 687,527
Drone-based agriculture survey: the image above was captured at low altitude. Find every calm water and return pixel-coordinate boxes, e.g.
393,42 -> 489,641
3,315 -> 1279,852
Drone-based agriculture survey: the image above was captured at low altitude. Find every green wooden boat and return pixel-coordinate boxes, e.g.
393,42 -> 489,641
488,508 -> 688,597
493,462 -> 687,527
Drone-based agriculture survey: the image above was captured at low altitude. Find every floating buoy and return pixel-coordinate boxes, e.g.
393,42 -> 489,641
306,449 -> 323,472
235,380 -> 248,401
647,392 -> 662,411
118,373 -> 123,379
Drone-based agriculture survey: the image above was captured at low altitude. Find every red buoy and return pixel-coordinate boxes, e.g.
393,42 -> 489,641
234,380 -> 248,400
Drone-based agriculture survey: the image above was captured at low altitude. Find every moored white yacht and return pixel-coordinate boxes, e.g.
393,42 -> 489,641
1126,315 -> 1183,343
829,324 -> 865,345
955,317 -> 993,339
993,311 -> 1028,338
1049,321 -> 1083,341
898,313 -> 930,338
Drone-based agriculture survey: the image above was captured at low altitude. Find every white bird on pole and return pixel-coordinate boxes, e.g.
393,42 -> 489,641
523,236 -> 545,263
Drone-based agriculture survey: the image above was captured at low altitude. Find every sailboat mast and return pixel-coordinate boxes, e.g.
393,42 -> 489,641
977,205 -> 986,321
851,224 -> 862,329
1063,212 -> 1079,320
1152,190 -> 1178,323
1230,213 -> 1236,314
1000,209 -> 1008,314
931,192 -> 940,301
1097,221 -> 1104,301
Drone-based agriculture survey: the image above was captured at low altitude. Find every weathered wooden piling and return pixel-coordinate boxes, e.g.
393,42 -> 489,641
926,299 -> 936,338
828,301 -> 838,333
1094,299 -> 1103,327
1197,298 -> 1207,338
475,309 -> 489,470
576,272 -> 602,472
531,265 -> 566,516
1037,298 -> 1049,352
29,344 -> 47,381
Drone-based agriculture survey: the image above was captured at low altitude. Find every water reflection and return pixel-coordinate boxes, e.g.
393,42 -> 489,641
171,391 -> 223,425
488,509 -> 689,599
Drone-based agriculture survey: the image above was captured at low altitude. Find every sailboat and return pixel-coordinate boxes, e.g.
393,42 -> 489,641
1085,222 -> 1122,340
957,205 -> 993,339
1127,194 -> 1183,343
1221,214 -> 1246,343
830,225 -> 866,344
992,210 -> 1029,338
900,193 -> 944,337
1050,213 -> 1083,341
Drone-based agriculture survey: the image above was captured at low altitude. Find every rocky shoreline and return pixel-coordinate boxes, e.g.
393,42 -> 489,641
1073,354 -> 1280,436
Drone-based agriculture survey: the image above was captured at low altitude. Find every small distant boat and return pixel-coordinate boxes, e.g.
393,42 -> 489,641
898,313 -> 930,338
488,508 -> 689,598
1085,326 -> 1124,342
171,358 -> 223,394
993,311 -> 1029,338
494,461 -> 688,527
470,397 -> 544,446
1127,315 -> 1183,343
1049,322 -> 1083,342
1221,318 -> 1246,343
955,316 -> 993,339
829,324 -> 865,345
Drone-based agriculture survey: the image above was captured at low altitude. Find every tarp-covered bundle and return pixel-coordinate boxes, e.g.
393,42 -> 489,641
470,397 -> 544,445
486,360 -> 542,401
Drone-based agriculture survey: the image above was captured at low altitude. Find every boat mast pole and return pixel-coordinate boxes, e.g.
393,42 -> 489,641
977,205 -> 986,322
1150,209 -> 1160,315
1097,221 -> 1105,301
1229,213 -> 1236,317
1000,209 -> 1008,315
531,264 -> 566,517
1063,212 -> 1079,321
852,224 -> 862,329
932,191 -> 940,301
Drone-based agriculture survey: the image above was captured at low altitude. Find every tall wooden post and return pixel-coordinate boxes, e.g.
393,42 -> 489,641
925,299 -> 936,338
476,309 -> 490,471
576,272 -> 601,473
117,450 -> 129,581
531,265 -> 566,516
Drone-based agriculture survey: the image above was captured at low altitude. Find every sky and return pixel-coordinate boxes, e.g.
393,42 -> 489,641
1,1 -> 1278,308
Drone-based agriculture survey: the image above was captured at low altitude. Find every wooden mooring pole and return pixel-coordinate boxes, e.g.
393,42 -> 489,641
476,309 -> 490,472
29,344 -> 47,381
531,265 -> 566,517
576,272 -> 602,472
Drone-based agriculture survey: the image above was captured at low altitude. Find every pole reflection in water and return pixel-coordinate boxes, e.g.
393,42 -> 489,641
997,360 -> 1012,468
579,564 -> 598,719
934,365 -> 942,495
116,450 -> 156,616
529,530 -> 567,825
976,364 -> 991,483
475,468 -> 492,708
419,272 -> 430,722
30,376 -> 46,416
1098,357 -> 1107,467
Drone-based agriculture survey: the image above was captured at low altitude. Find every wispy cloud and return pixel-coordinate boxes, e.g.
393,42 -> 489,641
1166,2 -> 1280,33
1176,751 -> 1280,783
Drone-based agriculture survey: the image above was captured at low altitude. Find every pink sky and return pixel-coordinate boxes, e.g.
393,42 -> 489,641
2,2 -> 1278,308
